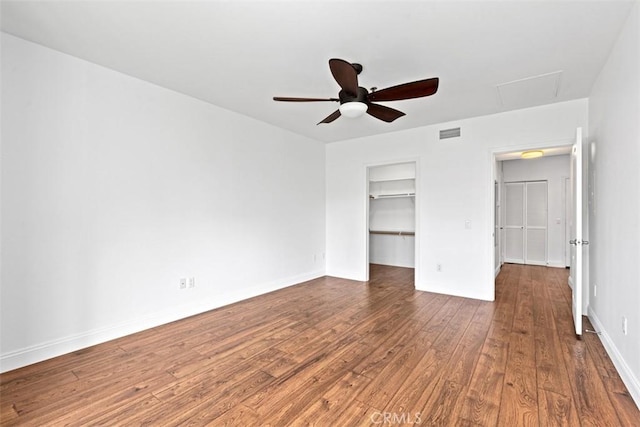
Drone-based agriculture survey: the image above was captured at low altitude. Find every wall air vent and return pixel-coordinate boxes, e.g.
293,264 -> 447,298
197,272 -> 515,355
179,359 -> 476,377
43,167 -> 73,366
439,127 -> 461,140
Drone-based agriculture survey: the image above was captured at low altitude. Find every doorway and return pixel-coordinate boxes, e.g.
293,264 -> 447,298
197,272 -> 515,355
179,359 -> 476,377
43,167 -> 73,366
492,130 -> 586,338
367,162 -> 417,281
495,149 -> 572,270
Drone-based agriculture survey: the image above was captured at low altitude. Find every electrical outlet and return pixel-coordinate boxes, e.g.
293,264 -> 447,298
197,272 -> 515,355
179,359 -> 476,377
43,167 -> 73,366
188,277 -> 195,288
622,316 -> 628,335
179,278 -> 187,289
436,263 -> 442,272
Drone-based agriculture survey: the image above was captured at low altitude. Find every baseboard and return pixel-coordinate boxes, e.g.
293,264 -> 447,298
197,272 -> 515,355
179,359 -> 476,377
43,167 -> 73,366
0,269 -> 325,373
568,275 -> 574,290
501,261 -> 565,268
495,264 -> 501,278
546,261 -> 567,268
588,307 -> 640,407
526,261 -> 549,267
369,261 -> 415,269
416,280 -> 493,302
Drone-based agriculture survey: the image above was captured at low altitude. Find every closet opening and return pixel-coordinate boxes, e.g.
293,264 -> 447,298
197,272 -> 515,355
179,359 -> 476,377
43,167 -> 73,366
367,162 -> 417,284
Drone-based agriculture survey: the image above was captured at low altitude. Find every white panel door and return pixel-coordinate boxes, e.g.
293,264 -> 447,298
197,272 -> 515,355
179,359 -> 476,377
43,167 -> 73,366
504,182 -> 525,263
525,181 -> 548,265
569,128 -> 583,336
504,180 -> 548,265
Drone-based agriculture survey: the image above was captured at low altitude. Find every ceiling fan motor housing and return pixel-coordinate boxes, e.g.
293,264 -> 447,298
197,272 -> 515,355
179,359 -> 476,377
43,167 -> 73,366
339,87 -> 369,105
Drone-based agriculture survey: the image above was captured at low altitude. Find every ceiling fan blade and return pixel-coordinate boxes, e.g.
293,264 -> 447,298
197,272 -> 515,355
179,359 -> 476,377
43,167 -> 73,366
273,96 -> 339,102
368,78 -> 439,102
329,58 -> 359,96
317,109 -> 341,125
366,103 -> 406,123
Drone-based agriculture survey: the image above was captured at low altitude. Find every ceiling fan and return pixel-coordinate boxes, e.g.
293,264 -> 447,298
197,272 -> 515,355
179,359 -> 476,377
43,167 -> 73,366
273,58 -> 439,125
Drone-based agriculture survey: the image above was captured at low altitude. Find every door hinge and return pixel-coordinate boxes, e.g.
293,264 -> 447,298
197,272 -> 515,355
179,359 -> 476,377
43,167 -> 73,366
569,239 -> 589,245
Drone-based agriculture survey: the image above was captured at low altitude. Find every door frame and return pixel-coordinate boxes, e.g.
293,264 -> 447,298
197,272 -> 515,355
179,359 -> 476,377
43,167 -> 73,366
364,158 -> 420,285
563,176 -> 571,267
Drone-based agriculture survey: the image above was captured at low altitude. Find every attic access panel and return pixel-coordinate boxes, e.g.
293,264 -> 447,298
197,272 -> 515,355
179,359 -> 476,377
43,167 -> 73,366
496,71 -> 563,110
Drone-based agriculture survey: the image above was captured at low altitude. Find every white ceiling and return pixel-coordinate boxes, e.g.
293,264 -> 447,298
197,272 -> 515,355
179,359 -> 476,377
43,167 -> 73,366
1,0 -> 635,143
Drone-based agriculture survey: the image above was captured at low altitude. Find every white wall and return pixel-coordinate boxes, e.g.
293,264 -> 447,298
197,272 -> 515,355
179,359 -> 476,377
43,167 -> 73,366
502,155 -> 570,268
587,2 -> 640,405
326,99 -> 588,301
369,232 -> 415,268
0,34 -> 326,372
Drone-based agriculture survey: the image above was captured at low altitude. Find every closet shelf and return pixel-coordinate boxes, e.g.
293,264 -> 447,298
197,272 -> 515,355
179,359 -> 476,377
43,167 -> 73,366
369,177 -> 415,183
369,193 -> 415,199
369,230 -> 415,236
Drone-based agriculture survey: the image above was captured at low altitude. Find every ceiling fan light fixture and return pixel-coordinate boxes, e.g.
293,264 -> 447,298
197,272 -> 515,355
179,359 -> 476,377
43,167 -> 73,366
339,101 -> 368,118
521,150 -> 544,159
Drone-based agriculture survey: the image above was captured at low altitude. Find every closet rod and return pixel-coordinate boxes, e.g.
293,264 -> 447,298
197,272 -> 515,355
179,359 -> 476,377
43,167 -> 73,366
369,230 -> 415,236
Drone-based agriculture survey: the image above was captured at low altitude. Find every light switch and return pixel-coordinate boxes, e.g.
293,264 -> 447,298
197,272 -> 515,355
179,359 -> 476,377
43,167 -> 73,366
465,220 -> 472,229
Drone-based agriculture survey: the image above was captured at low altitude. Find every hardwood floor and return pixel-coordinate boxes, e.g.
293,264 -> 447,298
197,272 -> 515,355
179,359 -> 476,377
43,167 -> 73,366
1,264 -> 638,426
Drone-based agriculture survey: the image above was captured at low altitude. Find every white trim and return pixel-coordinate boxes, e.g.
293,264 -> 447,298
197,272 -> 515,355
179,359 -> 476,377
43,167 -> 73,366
501,261 -> 565,268
416,280 -> 493,302
365,166 -> 371,282
488,150 -> 497,300
524,260 -> 548,267
562,175 -> 571,268
589,307 -> 640,407
0,269 -> 325,373
546,261 -> 567,269
495,264 -> 501,278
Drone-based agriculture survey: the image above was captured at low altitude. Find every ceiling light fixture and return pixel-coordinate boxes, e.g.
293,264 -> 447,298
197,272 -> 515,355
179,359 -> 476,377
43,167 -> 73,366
339,101 -> 368,118
521,150 -> 543,159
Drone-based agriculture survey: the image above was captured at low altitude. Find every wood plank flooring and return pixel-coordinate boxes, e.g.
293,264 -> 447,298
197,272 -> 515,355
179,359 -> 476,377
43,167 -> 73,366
1,263 -> 638,426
